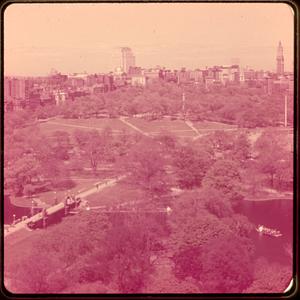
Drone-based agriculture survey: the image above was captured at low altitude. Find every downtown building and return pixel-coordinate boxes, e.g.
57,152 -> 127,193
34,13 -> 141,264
4,77 -> 31,111
121,47 -> 136,74
276,41 -> 284,76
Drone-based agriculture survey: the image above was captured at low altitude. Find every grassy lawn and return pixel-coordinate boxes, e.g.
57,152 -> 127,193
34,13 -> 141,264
85,182 -> 146,207
126,118 -> 191,131
35,178 -> 101,205
193,120 -> 238,131
278,131 -> 293,152
38,117 -> 135,136
56,118 -> 131,130
151,130 -> 196,138
126,118 -> 196,138
37,122 -> 76,135
37,117 -> 245,140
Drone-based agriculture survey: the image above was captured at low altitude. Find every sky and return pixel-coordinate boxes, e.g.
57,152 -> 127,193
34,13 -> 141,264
4,2 -> 294,76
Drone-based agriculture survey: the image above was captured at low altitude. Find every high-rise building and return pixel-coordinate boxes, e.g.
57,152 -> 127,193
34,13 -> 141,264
4,77 -> 12,100
276,41 -> 284,75
10,78 -> 28,99
121,47 -> 135,74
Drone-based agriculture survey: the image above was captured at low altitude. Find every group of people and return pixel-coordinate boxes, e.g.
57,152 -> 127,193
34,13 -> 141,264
26,195 -> 82,230
64,195 -> 81,212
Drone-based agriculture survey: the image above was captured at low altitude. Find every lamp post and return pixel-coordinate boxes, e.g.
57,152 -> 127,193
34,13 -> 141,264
54,191 -> 57,205
284,94 -> 288,127
31,200 -> 35,216
42,208 -> 48,229
166,206 -> 172,215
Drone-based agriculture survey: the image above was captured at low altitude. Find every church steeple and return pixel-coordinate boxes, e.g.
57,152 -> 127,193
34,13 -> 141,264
276,41 -> 284,75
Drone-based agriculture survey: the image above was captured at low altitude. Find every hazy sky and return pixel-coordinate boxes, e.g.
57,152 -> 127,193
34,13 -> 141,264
4,3 -> 294,76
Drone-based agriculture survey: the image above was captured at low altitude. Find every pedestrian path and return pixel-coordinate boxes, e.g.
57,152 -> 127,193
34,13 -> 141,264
119,117 -> 150,136
184,120 -> 204,141
4,176 -> 126,238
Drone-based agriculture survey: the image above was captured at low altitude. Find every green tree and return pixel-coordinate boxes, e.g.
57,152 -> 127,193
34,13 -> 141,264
106,213 -> 162,293
6,210 -> 111,293
201,234 -> 254,293
74,129 -> 110,174
9,246 -> 66,293
168,202 -> 231,252
154,131 -> 178,155
275,153 -> 293,189
123,138 -> 171,201
173,145 -> 213,189
207,130 -> 235,153
200,186 -> 234,218
222,213 -> 255,238
172,246 -> 203,281
237,106 -> 270,128
244,258 -> 292,293
230,132 -> 251,162
254,131 -> 288,188
5,155 -> 42,196
202,159 -> 244,207
78,127 -> 115,172
51,130 -> 73,160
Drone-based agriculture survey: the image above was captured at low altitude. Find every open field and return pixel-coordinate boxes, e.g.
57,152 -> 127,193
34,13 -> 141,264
38,117 -> 198,139
37,117 -> 136,136
193,120 -> 238,131
124,117 -> 197,138
54,118 -> 131,130
126,117 -> 193,131
151,130 -> 196,137
37,117 -> 293,148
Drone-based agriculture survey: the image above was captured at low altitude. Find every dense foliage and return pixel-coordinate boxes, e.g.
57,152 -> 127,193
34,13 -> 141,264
4,81 -> 293,293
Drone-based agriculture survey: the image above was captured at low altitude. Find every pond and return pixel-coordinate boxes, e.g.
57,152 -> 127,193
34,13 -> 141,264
4,195 -> 43,224
237,198 -> 293,266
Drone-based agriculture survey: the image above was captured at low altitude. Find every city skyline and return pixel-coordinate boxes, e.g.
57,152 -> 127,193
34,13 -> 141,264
4,3 -> 294,76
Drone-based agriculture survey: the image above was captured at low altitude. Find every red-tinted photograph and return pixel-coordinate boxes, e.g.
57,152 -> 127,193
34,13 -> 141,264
3,1 -> 295,295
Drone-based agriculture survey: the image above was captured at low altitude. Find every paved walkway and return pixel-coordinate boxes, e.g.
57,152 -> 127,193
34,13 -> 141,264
244,195 -> 293,201
4,176 -> 126,238
185,120 -> 200,135
78,176 -> 126,199
119,117 -> 150,136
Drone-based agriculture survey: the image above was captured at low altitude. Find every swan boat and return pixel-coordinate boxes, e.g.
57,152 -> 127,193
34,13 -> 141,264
256,225 -> 283,237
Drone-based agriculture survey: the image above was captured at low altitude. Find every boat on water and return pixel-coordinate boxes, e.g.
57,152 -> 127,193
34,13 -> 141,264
256,225 -> 283,237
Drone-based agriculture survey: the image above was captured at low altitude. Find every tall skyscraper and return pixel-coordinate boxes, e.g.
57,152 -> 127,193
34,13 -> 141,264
121,47 -> 135,74
276,41 -> 284,75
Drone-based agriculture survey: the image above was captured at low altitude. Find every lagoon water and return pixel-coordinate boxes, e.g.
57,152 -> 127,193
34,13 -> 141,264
238,198 -> 293,266
4,195 -> 42,224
